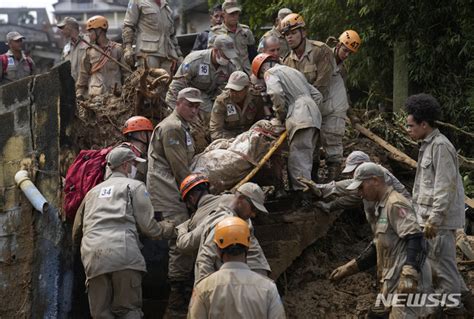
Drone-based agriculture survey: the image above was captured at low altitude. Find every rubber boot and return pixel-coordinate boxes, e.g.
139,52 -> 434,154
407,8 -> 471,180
163,281 -> 191,319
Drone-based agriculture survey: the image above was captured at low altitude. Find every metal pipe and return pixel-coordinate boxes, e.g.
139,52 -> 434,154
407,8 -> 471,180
14,170 -> 49,213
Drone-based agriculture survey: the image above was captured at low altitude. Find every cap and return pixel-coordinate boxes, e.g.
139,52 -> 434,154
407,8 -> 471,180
177,87 -> 204,103
222,0 -> 241,14
346,162 -> 385,190
342,150 -> 370,174
106,147 -> 146,169
277,8 -> 293,20
6,31 -> 25,42
57,17 -> 79,29
214,34 -> 238,59
237,182 -> 268,214
225,71 -> 249,91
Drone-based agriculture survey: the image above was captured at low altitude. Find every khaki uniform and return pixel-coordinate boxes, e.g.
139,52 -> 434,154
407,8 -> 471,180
76,41 -> 125,97
147,110 -> 195,281
413,128 -> 465,306
122,0 -> 182,73
62,34 -> 88,81
209,23 -> 255,74
371,187 -> 430,318
264,64 -> 322,190
0,50 -> 35,84
283,39 -> 333,99
72,171 -> 174,318
188,262 -> 286,319
194,204 -> 271,283
176,194 -> 234,255
209,89 -> 259,140
258,26 -> 290,58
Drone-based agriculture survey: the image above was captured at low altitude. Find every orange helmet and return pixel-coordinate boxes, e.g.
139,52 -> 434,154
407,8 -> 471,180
280,13 -> 305,35
213,217 -> 250,249
86,15 -> 108,31
180,173 -> 209,200
252,53 -> 276,78
122,116 -> 154,135
339,30 -> 361,53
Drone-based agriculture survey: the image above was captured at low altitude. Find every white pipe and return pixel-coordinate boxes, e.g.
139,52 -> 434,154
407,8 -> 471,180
14,170 -> 49,213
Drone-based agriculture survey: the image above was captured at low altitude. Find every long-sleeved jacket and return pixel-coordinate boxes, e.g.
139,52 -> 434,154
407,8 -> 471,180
209,89 -> 258,140
166,49 -> 234,112
61,34 -> 89,81
188,262 -> 286,319
412,129 -> 465,229
283,39 -> 333,100
194,204 -> 271,283
72,171 -> 175,281
264,64 -> 322,141
147,110 -> 194,213
208,23 -> 255,74
122,0 -> 182,60
76,41 -> 125,96
0,50 -> 35,84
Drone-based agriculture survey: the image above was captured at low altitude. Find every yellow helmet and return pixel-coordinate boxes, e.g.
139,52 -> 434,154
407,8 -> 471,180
280,13 -> 305,35
86,15 -> 108,31
339,30 -> 361,53
213,217 -> 250,249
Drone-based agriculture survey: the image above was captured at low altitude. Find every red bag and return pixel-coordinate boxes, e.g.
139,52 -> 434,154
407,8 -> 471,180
63,147 -> 113,220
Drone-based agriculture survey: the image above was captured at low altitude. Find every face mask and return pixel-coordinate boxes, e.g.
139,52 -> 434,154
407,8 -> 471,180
128,165 -> 137,179
216,53 -> 230,66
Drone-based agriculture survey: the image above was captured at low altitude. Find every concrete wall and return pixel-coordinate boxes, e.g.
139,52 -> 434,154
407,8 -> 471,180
0,62 -> 74,318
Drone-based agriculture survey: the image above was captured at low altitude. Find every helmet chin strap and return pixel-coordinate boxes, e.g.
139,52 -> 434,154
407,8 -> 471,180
294,29 -> 305,51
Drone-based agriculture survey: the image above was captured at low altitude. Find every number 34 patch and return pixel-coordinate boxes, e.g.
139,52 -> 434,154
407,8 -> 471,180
99,186 -> 114,198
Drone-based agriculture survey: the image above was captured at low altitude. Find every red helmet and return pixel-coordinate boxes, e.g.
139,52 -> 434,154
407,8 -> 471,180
122,116 -> 154,135
252,53 -> 276,78
180,173 -> 209,200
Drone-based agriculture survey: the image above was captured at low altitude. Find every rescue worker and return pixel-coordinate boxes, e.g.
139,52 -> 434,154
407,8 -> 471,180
209,71 -> 259,140
166,34 -> 237,152
280,13 -> 337,179
258,8 -> 292,58
72,147 -> 175,319
330,163 -> 430,318
147,87 -> 202,318
194,182 -> 271,283
0,31 -> 35,85
406,93 -> 471,316
188,216 -> 286,319
208,0 -> 256,75
192,4 -> 223,51
122,0 -> 183,73
252,53 -> 322,206
259,36 -> 282,61
76,16 -> 126,99
105,116 -> 154,182
57,17 -> 88,81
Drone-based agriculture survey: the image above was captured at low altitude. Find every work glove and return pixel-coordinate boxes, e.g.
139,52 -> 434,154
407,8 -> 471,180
315,201 -> 332,214
159,220 -> 177,240
423,221 -> 438,239
329,259 -> 359,282
397,265 -> 419,294
297,176 -> 323,198
124,46 -> 135,68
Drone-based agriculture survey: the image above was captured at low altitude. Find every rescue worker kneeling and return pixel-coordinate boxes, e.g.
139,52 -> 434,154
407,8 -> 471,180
72,147 -> 175,318
329,163 -> 431,318
188,216 -> 286,319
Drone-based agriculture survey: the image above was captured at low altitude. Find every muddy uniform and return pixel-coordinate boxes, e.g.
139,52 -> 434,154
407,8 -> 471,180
370,187 -> 430,318
208,23 -> 255,74
76,41 -> 125,97
72,171 -> 174,318
188,262 -> 286,319
0,50 -> 35,84
62,34 -> 88,81
166,49 -> 235,152
412,128 -> 465,309
258,26 -> 290,58
194,204 -> 271,283
123,0 -> 182,73
264,64 -> 322,190
176,194 -> 234,255
209,89 -> 258,140
147,110 -> 195,282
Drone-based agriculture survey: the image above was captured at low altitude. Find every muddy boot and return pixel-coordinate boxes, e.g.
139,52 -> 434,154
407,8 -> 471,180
163,281 -> 191,319
461,290 -> 474,317
325,162 -> 340,182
